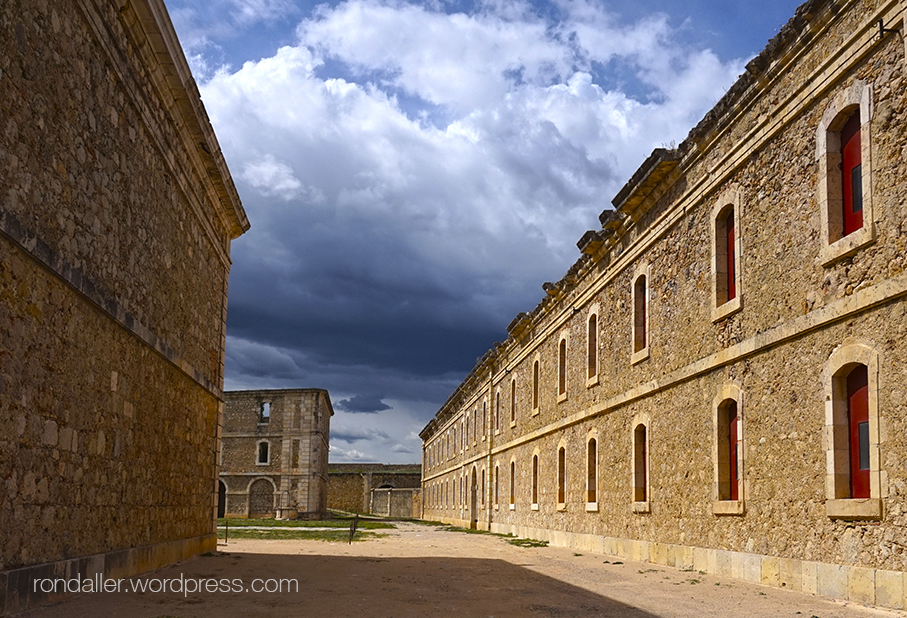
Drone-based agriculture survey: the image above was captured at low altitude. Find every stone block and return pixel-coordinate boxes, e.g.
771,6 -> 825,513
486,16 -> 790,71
816,562 -> 848,600
674,545 -> 694,570
715,550 -> 733,577
873,569 -> 904,610
848,566 -> 875,605
778,557 -> 802,591
761,555 -> 780,587
801,561 -> 818,595
692,547 -> 710,573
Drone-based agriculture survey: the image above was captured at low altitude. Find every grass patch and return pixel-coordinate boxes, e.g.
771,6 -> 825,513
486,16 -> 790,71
217,518 -> 395,530
217,528 -> 383,542
507,538 -> 549,548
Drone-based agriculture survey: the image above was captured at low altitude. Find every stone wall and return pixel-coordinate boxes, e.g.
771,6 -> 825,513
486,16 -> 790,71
220,389 -> 333,518
327,464 -> 421,513
0,0 -> 248,614
369,489 -> 422,519
421,0 -> 907,610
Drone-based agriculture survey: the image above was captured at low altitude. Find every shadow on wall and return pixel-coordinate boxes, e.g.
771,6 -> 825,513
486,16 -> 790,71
18,554 -> 660,618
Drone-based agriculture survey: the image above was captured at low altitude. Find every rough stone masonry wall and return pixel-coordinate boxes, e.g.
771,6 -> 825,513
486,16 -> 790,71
422,0 -> 907,610
0,0 -> 246,613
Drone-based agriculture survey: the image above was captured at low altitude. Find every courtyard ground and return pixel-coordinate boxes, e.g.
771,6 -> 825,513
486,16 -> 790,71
21,522 -> 907,617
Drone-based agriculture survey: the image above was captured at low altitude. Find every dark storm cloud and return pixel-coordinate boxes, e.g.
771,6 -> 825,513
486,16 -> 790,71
335,395 -> 392,414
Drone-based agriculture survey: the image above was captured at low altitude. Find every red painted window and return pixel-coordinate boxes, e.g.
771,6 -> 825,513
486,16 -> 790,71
634,275 -> 647,352
587,439 -> 597,503
841,113 -> 863,237
847,365 -> 870,498
532,455 -> 539,504
725,208 -> 736,301
727,401 -> 739,501
557,447 -> 566,503
634,424 -> 647,502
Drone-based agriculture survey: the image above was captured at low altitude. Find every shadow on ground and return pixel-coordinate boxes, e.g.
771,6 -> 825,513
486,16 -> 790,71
28,552 -> 658,618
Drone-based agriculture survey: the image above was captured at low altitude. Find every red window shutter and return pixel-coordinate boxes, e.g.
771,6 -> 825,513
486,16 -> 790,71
841,113 -> 863,237
727,401 -> 739,501
725,209 -> 736,301
847,365 -> 870,498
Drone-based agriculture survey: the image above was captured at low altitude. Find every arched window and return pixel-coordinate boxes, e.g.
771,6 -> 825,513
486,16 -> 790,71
532,454 -> 539,507
587,438 -> 597,505
816,80 -> 874,265
632,415 -> 650,512
631,265 -> 650,364
532,358 -> 540,413
495,390 -> 501,433
509,461 -> 515,507
557,337 -> 567,399
510,378 -> 516,425
482,401 -> 487,439
557,446 -> 566,505
713,384 -> 745,515
259,401 -> 271,424
587,312 -> 598,381
257,441 -> 270,465
481,468 -> 485,506
711,189 -> 743,322
824,342 -> 881,519
633,275 -> 647,353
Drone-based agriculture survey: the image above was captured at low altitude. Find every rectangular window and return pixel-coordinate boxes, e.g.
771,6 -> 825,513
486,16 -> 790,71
557,447 -> 566,504
847,365 -> 870,498
587,314 -> 598,380
587,439 -> 597,503
725,208 -> 736,302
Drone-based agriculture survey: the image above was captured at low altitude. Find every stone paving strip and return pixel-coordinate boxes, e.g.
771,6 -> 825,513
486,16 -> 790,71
23,523 -> 907,618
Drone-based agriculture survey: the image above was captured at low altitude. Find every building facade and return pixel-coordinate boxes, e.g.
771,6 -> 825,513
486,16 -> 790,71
420,0 -> 907,610
220,389 -> 332,519
0,0 -> 248,614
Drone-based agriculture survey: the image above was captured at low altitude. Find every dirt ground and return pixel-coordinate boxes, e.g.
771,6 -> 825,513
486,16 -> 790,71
21,522 -> 907,617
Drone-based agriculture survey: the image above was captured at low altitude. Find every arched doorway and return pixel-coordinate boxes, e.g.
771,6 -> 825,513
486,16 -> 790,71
469,467 -> 478,529
217,480 -> 227,518
249,479 -> 274,517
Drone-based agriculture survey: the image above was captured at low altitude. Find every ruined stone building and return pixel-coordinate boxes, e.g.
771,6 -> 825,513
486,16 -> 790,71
0,0 -> 249,614
421,0 -> 907,610
219,389 -> 332,519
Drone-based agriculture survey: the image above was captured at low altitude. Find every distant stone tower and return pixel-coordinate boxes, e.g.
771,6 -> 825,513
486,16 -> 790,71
220,389 -> 333,518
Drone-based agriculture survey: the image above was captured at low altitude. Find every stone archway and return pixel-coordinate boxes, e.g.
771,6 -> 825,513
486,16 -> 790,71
249,479 -> 274,517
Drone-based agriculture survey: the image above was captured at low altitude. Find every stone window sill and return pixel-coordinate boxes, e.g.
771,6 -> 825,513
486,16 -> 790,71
557,392 -> 567,403
509,503 -> 515,511
586,374 -> 599,388
819,226 -> 874,266
632,501 -> 650,514
557,503 -> 566,512
826,498 -> 881,520
531,503 -> 539,511
631,347 -> 649,365
711,295 -> 742,323
585,502 -> 598,512
531,408 -> 540,417
509,420 -> 516,428
712,500 -> 745,515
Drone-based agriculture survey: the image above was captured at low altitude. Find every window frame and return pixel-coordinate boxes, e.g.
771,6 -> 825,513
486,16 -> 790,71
816,80 -> 875,265
556,442 -> 567,510
630,264 -> 651,364
256,440 -> 271,465
586,305 -> 600,387
531,355 -> 541,415
586,432 -> 598,511
824,342 -> 882,520
509,459 -> 516,510
557,333 -> 568,402
631,414 -> 651,513
710,187 -> 743,322
509,377 -> 517,427
712,383 -> 745,515
531,451 -> 540,510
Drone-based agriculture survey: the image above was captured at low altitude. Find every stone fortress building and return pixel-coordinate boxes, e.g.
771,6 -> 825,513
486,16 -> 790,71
219,389 -> 332,519
421,0 -> 907,610
0,0 -> 248,614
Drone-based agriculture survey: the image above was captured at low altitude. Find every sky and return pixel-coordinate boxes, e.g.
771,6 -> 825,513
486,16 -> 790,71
164,0 -> 803,464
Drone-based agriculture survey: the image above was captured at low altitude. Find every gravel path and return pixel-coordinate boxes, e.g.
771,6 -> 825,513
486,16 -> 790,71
23,522 -> 907,617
